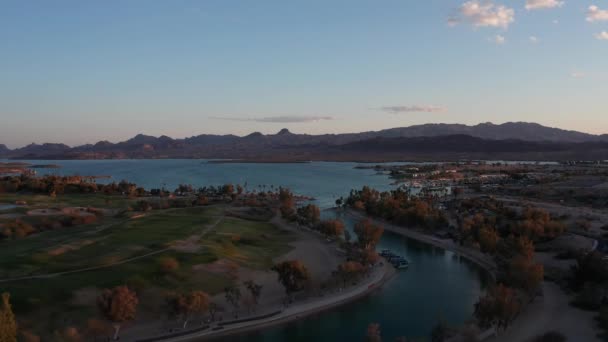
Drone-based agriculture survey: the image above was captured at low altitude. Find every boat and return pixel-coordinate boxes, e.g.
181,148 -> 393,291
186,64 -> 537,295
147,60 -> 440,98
380,249 -> 393,257
380,249 -> 409,269
393,259 -> 409,269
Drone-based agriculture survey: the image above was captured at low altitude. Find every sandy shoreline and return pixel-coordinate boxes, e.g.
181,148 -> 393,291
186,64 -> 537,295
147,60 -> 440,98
139,263 -> 395,342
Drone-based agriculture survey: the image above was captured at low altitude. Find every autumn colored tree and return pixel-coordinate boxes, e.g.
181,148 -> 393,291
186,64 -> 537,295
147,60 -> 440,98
478,226 -> 499,254
167,291 -> 210,328
506,256 -> 544,294
366,322 -> 382,342
272,260 -> 311,298
279,188 -> 296,221
337,261 -> 364,287
359,249 -> 380,266
0,293 -> 17,342
512,207 -> 565,241
158,256 -> 180,274
474,284 -> 520,330
97,286 -> 138,340
55,326 -> 82,342
354,219 -> 384,250
86,318 -> 110,342
319,219 -> 345,238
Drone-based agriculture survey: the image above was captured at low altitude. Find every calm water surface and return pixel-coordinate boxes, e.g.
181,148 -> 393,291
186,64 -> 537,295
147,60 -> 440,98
11,160 -> 488,341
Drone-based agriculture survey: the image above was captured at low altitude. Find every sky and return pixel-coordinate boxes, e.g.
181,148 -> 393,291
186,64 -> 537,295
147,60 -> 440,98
1,0 -> 607,148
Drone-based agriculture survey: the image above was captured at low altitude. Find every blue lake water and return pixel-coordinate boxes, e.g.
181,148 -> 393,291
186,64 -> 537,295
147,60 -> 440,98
7,159 -> 487,341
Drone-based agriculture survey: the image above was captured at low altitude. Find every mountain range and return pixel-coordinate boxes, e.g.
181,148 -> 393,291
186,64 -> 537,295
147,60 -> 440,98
1,122 -> 607,161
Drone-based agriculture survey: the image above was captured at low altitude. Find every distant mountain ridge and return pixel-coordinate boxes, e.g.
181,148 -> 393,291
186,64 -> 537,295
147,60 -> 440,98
1,122 -> 607,161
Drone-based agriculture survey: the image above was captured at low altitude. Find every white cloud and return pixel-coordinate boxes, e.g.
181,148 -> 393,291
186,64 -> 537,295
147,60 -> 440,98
210,116 -> 333,123
570,71 -> 586,78
587,5 -> 608,22
595,31 -> 608,40
451,1 -> 515,29
380,105 -> 446,114
553,19 -> 559,24
529,35 -> 539,43
525,0 -> 564,10
490,34 -> 506,44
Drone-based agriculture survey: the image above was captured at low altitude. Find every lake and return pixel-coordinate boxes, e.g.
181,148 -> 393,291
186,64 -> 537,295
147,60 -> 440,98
8,159 -> 488,340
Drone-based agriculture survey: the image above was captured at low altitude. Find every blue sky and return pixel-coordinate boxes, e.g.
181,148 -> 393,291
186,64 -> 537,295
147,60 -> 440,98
1,0 -> 607,147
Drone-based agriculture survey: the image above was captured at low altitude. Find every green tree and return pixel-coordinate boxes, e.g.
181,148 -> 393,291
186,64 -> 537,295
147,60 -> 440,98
0,293 -> 17,342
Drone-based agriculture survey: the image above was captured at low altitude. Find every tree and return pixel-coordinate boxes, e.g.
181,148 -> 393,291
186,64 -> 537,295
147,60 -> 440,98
86,318 -> 110,342
359,249 -> 380,266
335,197 -> 344,207
272,260 -> 311,299
354,219 -> 384,250
97,286 -> 138,340
224,286 -> 242,318
158,256 -> 180,274
474,284 -> 520,331
338,261 -> 364,287
167,291 -> 210,328
320,219 -> 345,238
208,302 -> 220,322
279,188 -> 296,221
222,184 -> 234,196
507,256 -> 544,294
366,323 -> 382,342
297,204 -> 320,226
0,293 -> 17,342
55,327 -> 82,342
243,280 -> 263,311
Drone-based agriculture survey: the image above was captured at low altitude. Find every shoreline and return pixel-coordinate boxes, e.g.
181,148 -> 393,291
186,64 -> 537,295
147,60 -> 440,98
138,262 -> 395,342
343,208 -> 498,279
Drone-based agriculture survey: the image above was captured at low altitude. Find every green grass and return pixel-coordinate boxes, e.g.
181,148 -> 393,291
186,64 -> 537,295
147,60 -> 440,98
206,217 -> 294,269
0,201 -> 295,338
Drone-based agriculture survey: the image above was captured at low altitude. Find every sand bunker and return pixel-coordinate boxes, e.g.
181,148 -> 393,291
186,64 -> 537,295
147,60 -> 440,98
193,259 -> 239,277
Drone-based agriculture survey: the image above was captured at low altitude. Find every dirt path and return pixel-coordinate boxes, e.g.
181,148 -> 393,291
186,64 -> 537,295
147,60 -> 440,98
141,262 -> 393,342
490,281 -> 600,342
